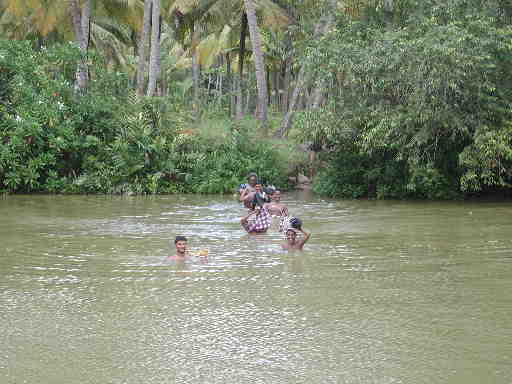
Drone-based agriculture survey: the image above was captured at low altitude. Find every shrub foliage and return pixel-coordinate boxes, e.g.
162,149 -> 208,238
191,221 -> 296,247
0,40 -> 289,194
298,2 -> 512,199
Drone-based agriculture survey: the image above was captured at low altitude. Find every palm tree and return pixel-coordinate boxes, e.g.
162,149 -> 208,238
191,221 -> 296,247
168,0 -> 288,120
275,0 -> 337,138
146,0 -> 161,96
91,17 -> 134,68
1,0 -> 69,39
2,0 -> 142,91
191,20 -> 201,117
136,0 -> 152,96
69,0 -> 91,92
169,0 -> 231,116
235,11 -> 247,120
243,0 -> 267,126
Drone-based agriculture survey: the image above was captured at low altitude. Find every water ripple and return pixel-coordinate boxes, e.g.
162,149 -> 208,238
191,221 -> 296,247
1,195 -> 512,384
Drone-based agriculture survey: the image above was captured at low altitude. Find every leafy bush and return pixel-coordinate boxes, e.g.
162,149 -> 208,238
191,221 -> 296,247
312,143 -> 410,199
0,40 -> 82,192
301,9 -> 512,199
459,124 -> 512,192
0,39 -> 290,195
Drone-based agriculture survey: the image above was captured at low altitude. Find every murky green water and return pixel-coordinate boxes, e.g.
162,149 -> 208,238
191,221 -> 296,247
1,193 -> 512,384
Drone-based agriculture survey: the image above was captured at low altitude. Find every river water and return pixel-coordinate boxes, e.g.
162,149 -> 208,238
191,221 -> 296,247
1,193 -> 511,384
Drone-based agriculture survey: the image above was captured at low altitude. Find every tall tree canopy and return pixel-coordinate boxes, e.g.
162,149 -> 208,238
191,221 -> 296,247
1,0 -> 512,197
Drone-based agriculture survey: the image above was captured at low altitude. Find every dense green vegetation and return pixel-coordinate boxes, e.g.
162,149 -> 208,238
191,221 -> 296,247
0,41 -> 294,194
1,0 -> 512,198
300,1 -> 512,199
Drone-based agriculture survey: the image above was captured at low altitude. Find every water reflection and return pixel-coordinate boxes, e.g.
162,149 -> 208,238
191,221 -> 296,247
1,195 -> 512,383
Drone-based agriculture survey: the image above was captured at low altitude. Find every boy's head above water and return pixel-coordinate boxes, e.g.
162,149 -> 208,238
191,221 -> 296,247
174,236 -> 188,255
174,235 -> 187,244
286,228 -> 298,242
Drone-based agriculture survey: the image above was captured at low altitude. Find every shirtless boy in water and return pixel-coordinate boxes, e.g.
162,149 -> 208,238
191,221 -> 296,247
264,189 -> 288,217
168,235 -> 188,260
167,236 -> 208,261
239,173 -> 258,208
281,228 -> 311,251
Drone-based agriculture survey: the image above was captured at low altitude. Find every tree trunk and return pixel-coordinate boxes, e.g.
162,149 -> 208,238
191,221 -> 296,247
309,79 -> 325,108
282,57 -> 291,113
191,22 -> 200,118
235,76 -> 242,119
245,86 -> 251,115
273,67 -> 279,109
384,0 -> 394,26
136,0 -> 152,97
217,55 -> 223,105
146,0 -> 161,97
156,16 -> 162,97
217,70 -> 223,106
266,65 -> 271,108
281,32 -> 293,113
81,0 -> 91,48
69,0 -> 91,93
236,13 -> 248,120
274,57 -> 307,138
131,29 -> 138,88
226,53 -> 235,117
243,0 -> 268,129
274,0 -> 336,138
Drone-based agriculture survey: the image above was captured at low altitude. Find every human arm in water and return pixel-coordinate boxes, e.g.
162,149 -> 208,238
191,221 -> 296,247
297,228 -> 311,250
240,187 -> 252,202
240,209 -> 257,228
241,207 -> 271,233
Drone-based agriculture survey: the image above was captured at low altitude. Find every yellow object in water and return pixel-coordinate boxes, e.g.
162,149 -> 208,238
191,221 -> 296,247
198,249 -> 209,257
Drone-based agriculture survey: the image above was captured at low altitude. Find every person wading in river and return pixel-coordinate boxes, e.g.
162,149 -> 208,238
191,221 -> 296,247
167,236 -> 208,261
238,173 -> 258,207
281,228 -> 311,251
240,181 -> 270,211
240,205 -> 272,234
264,189 -> 288,217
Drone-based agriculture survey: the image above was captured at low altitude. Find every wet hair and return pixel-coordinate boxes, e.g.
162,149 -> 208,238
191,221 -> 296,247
174,235 -> 187,244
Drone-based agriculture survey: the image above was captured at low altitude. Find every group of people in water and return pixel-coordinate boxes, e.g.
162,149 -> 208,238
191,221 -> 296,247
169,172 -> 310,260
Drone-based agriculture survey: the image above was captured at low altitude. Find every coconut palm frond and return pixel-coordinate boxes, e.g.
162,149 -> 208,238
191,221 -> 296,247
254,0 -> 290,30
97,0 -> 143,30
94,17 -> 133,45
91,19 -> 132,67
195,24 -> 231,68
